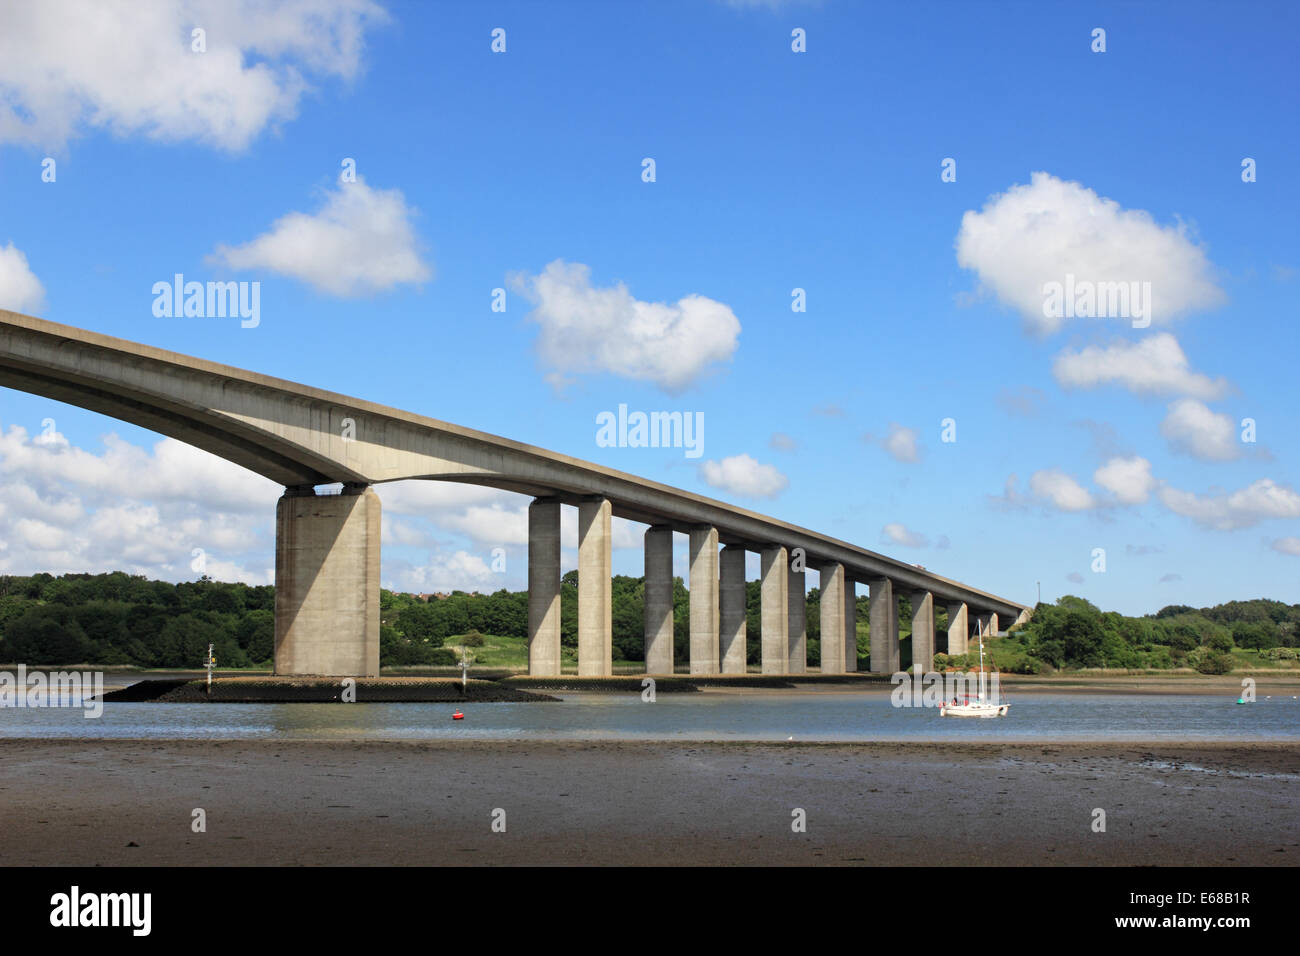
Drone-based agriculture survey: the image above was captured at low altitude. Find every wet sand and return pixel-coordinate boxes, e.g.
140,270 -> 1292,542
1,738 -> 1296,866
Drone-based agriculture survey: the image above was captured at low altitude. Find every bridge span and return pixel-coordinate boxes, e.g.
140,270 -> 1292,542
0,309 -> 1030,677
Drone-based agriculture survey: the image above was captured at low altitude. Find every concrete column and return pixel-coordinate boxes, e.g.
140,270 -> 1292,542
844,578 -> 858,672
989,612 -> 1000,637
974,611 -> 992,640
890,596 -> 901,671
274,485 -> 380,677
819,563 -> 845,675
689,526 -> 719,674
643,525 -> 674,675
527,497 -> 561,676
760,546 -> 789,674
911,590 -> 935,674
787,565 -> 806,674
719,545 -> 747,674
869,578 -> 896,674
947,602 -> 969,655
577,497 -> 612,676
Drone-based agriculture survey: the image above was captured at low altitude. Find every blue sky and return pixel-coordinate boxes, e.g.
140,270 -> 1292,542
0,0 -> 1297,614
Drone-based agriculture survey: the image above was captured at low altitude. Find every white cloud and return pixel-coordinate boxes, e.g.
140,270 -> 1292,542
512,260 -> 741,392
0,242 -> 45,313
1093,456 -> 1156,505
1053,333 -> 1231,399
769,432 -> 798,452
1158,478 -> 1300,531
955,172 -> 1224,333
389,550 -> 498,595
880,423 -> 920,463
210,179 -> 431,296
0,423 -> 277,583
1028,469 -> 1096,511
1160,398 -> 1240,461
699,454 -> 788,498
1271,537 -> 1300,556
881,522 -> 928,548
0,0 -> 386,151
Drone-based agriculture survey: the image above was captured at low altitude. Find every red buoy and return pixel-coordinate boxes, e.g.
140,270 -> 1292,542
452,711 -> 464,720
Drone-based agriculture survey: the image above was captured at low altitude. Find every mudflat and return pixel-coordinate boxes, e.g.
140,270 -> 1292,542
2,738 -> 1296,866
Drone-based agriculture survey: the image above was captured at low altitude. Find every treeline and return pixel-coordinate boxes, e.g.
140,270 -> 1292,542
994,595 -> 1300,674
3,572 -> 1295,673
0,570 -> 845,668
0,572 -> 275,668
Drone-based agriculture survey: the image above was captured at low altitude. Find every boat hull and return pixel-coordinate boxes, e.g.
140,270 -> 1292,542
939,703 -> 1009,718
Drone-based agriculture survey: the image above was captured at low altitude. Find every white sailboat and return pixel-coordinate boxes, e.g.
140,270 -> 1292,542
939,624 -> 1009,718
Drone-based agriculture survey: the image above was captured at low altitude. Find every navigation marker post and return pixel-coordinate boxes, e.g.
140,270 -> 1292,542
205,643 -> 215,696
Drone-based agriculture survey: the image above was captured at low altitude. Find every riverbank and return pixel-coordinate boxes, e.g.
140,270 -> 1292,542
100,676 -> 557,703
1,738 -> 1294,866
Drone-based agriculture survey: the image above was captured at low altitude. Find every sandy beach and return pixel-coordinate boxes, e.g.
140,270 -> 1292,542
2,738 -> 1295,866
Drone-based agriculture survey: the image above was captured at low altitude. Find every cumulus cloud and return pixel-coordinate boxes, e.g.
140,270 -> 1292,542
881,522 -> 928,548
699,454 -> 788,498
388,550 -> 498,595
1160,398 -> 1240,461
0,242 -> 45,313
0,423 -> 278,583
512,260 -> 741,392
865,423 -> 920,463
1158,478 -> 1300,531
956,172 -> 1224,333
1053,333 -> 1231,399
1093,456 -> 1156,505
1028,469 -> 1096,511
210,178 -> 431,296
0,0 -> 386,151
1271,537 -> 1300,556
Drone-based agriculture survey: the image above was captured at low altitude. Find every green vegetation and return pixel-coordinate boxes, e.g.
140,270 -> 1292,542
991,595 -> 1300,674
3,572 -> 1297,675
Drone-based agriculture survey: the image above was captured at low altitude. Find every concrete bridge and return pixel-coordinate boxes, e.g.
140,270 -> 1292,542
0,310 -> 1030,677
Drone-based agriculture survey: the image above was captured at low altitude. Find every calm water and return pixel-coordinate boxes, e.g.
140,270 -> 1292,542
2,689 -> 1298,742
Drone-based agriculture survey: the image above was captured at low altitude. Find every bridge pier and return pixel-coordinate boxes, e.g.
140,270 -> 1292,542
643,525 -> 675,675
869,578 -> 897,674
844,578 -> 858,671
787,564 -> 806,674
689,526 -> 719,674
274,484 -> 380,677
527,498 -> 562,676
819,563 -> 846,675
719,545 -> 747,674
760,546 -> 788,674
578,497 -> 613,676
947,602 -> 969,655
911,589 -> 935,673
